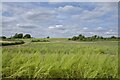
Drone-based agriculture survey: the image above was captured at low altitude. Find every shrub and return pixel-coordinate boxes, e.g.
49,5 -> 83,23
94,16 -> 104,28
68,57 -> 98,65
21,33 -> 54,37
31,39 -> 49,42
1,40 -> 25,46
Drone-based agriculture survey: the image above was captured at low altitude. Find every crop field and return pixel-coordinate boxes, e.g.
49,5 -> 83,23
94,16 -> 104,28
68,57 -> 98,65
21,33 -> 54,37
2,39 -> 118,78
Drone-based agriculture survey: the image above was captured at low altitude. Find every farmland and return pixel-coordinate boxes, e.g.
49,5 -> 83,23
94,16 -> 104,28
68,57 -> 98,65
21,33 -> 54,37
2,38 -> 118,79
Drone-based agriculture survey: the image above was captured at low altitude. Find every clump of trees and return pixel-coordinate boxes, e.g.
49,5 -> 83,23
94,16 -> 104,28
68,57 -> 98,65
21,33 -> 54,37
12,33 -> 32,39
13,33 -> 23,38
0,33 -> 32,40
69,34 -> 119,41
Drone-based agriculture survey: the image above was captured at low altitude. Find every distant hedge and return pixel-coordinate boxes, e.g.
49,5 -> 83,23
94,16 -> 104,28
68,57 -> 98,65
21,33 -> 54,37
31,39 -> 49,42
69,34 -> 119,41
1,40 -> 25,46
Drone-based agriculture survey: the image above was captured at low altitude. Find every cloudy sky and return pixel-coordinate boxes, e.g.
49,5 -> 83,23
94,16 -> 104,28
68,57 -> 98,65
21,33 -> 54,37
2,2 -> 118,38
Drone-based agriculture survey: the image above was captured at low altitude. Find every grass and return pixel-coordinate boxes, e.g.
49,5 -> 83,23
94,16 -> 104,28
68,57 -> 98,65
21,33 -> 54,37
2,39 -> 118,78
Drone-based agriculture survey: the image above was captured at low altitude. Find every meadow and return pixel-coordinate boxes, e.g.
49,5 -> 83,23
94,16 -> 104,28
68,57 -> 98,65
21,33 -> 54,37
2,39 -> 118,79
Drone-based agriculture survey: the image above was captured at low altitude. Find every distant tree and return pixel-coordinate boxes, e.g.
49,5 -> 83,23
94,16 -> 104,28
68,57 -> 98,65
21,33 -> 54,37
97,36 -> 100,39
111,36 -> 116,39
100,36 -> 104,39
13,33 -> 18,38
72,36 -> 77,41
92,35 -> 97,39
68,38 -> 71,40
78,34 -> 85,40
94,35 -> 97,38
9,36 -> 14,39
23,34 -> 31,38
70,34 -> 118,41
0,36 -> 6,39
79,34 -> 83,37
18,33 -> 23,38
118,37 -> 120,39
13,33 -> 23,38
47,36 -> 50,39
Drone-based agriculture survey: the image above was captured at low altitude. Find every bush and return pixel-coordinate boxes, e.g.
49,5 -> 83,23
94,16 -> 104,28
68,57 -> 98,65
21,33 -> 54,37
1,40 -> 25,46
31,39 -> 49,42
68,38 -> 71,40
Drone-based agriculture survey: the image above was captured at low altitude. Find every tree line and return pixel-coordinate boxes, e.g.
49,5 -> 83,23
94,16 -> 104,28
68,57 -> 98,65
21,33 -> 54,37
0,33 -> 32,39
0,33 -> 50,39
69,34 -> 119,41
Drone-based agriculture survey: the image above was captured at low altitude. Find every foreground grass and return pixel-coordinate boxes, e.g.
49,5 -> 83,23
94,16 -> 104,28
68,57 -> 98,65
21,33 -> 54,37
2,42 -> 118,78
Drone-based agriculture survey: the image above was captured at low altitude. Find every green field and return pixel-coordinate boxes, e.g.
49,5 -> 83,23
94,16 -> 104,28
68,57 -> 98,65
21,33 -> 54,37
2,39 -> 118,78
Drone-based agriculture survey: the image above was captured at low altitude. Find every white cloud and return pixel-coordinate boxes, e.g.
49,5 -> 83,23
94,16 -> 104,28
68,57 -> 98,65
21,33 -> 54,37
96,27 -> 103,30
48,25 -> 65,30
59,5 -> 76,11
17,24 -> 37,28
55,25 -> 63,28
48,26 -> 55,29
57,5 -> 82,14
83,27 -> 88,30
16,24 -> 20,26
71,2 -> 117,24
105,31 -> 118,36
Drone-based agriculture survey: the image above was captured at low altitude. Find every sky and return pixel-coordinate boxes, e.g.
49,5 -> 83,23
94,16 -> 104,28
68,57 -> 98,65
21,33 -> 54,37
2,2 -> 118,38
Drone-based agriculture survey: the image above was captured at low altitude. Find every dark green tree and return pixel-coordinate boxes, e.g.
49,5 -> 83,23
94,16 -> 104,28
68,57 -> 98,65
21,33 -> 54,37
68,38 -> 71,40
47,36 -> 50,39
111,36 -> 116,39
13,33 -> 18,38
13,33 -> 23,38
92,35 -> 97,39
23,34 -> 31,38
100,36 -> 103,39
18,33 -> 23,38
72,36 -> 77,41
78,34 -> 85,40
0,36 -> 6,39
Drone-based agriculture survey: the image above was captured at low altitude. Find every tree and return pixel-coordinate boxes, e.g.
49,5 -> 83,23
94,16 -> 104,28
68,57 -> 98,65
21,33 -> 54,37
100,36 -> 103,39
47,36 -> 50,39
72,36 -> 77,41
18,33 -> 23,38
92,35 -> 97,39
13,33 -> 23,38
0,36 -> 6,39
97,36 -> 100,39
79,34 -> 82,37
111,36 -> 116,39
13,33 -> 18,38
68,38 -> 71,40
23,34 -> 31,38
78,34 -> 85,40
94,35 -> 97,38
